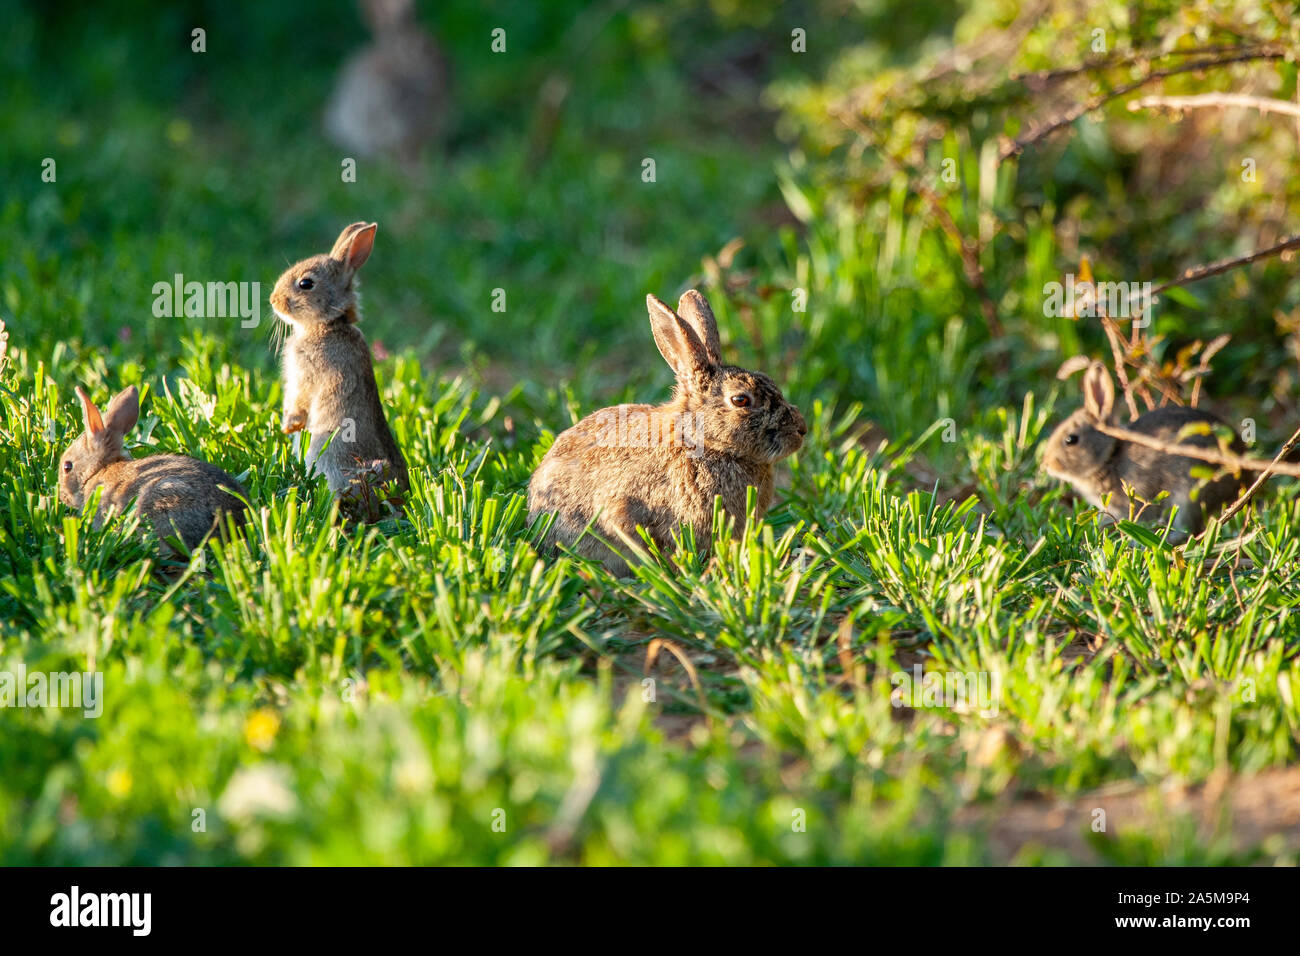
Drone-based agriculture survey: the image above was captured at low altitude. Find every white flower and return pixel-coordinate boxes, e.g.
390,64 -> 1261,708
217,763 -> 298,823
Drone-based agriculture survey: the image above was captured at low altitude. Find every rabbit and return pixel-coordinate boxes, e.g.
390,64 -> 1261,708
270,221 -> 409,522
58,385 -> 248,554
1042,361 -> 1246,535
527,289 -> 807,576
323,0 -> 451,161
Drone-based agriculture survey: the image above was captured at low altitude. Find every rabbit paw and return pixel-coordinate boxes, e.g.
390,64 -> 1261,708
282,412 -> 307,434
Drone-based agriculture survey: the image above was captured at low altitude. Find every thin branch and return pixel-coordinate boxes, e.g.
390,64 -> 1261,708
1189,335 -> 1232,407
923,0 -> 1051,83
1128,92 -> 1300,119
830,107 -> 1005,338
1093,421 -> 1300,477
1000,47 -> 1288,161
1295,81 -> 1300,153
1072,266 -> 1151,417
1098,314 -> 1141,420
1216,424 -> 1300,525
644,638 -> 711,725
1119,233 -> 1300,317
1012,43 -> 1280,88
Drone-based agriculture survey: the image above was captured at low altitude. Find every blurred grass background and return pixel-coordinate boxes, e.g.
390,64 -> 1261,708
3,0 -> 835,413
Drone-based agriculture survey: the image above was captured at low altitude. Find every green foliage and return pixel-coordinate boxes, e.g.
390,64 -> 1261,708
4,343 -> 1298,863
771,0 -> 1300,435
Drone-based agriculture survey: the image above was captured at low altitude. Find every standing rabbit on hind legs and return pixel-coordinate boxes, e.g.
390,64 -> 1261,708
271,221 -> 409,523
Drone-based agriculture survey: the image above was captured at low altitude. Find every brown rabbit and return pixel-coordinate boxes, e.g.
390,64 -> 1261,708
58,385 -> 248,553
528,290 -> 807,575
271,221 -> 408,521
1042,362 -> 1246,535
323,0 -> 451,161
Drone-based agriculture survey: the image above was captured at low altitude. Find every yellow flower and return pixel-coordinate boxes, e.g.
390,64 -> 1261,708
106,768 -> 132,798
244,709 -> 281,753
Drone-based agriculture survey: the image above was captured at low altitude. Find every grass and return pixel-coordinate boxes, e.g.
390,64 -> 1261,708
5,336 -> 1299,864
2,0 -> 1299,865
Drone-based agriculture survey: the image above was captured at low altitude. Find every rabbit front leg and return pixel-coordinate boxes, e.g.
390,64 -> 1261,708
283,410 -> 307,434
280,345 -> 309,434
281,380 -> 309,434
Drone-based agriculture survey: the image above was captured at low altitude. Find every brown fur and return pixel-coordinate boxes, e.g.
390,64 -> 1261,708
270,221 -> 409,521
1042,362 -> 1245,534
528,290 -> 806,575
58,385 -> 248,554
323,0 -> 451,161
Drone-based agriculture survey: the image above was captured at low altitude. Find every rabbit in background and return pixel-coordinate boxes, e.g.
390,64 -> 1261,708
324,0 -> 451,161
1042,361 -> 1246,535
58,385 -> 249,555
270,221 -> 408,522
528,289 -> 807,576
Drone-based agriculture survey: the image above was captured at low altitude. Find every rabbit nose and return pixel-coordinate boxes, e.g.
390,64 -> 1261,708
793,409 -> 807,436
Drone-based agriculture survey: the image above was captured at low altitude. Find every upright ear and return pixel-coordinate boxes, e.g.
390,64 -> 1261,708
647,294 -> 714,386
330,222 -> 367,259
675,290 -> 722,366
330,222 -> 377,274
1082,362 -> 1115,420
102,385 -> 140,436
75,386 -> 104,437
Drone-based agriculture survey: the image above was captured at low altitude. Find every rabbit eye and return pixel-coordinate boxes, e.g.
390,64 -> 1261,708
729,394 -> 751,409
1065,434 -> 1079,446
62,460 -> 73,473
296,277 -> 315,291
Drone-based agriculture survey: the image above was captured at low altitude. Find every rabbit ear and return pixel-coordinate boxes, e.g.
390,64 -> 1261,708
330,222 -> 377,274
330,222 -> 367,259
676,290 -> 722,366
102,385 -> 140,436
363,0 -> 415,31
1083,362 -> 1115,420
647,294 -> 713,385
75,386 -> 105,436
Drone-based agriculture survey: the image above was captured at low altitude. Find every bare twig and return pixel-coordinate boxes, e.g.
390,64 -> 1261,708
1189,335 -> 1232,407
1294,81 -> 1300,153
1128,92 -> 1300,119
1099,314 -> 1142,420
1117,233 -> 1300,317
1094,421 -> 1300,477
1216,424 -> 1300,525
831,107 -> 1005,338
923,0 -> 1050,83
835,615 -> 865,691
1072,259 -> 1145,418
644,638 -> 711,725
1000,47 -> 1288,161
1012,43 -> 1281,88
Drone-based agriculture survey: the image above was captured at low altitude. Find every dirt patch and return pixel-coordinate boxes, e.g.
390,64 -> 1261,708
604,636 -> 724,742
958,765 -> 1300,863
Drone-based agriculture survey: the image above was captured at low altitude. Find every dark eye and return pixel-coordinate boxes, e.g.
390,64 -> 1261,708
296,277 -> 314,291
62,460 -> 73,473
1064,434 -> 1078,446
729,394 -> 751,408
